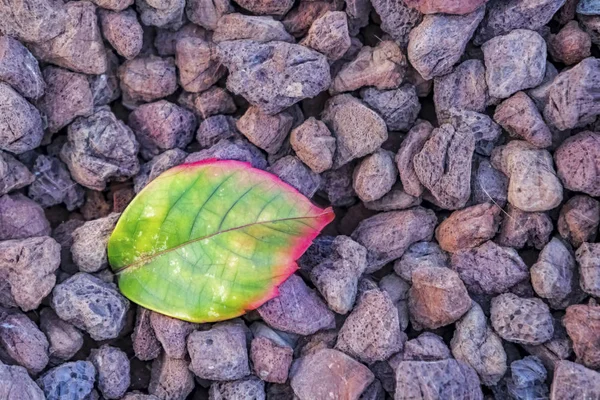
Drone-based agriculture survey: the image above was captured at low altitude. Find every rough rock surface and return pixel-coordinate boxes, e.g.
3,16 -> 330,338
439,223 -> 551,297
577,243 -> 600,297
71,213 -> 120,273
436,203 -> 501,253
37,361 -> 96,400
494,91 -> 552,148
551,360 -> 600,399
0,308 -> 49,374
0,36 -> 44,100
352,150 -> 397,203
39,308 -> 83,362
290,117 -> 336,173
360,85 -> 420,132
554,131 -> 600,196
0,194 -> 50,240
251,337 -> 293,384
558,195 -> 600,247
0,83 -> 43,154
217,40 -> 331,115
434,59 -> 488,119
88,345 -> 130,399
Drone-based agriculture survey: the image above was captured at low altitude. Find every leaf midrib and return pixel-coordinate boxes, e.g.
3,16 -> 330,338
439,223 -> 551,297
113,213 -> 330,274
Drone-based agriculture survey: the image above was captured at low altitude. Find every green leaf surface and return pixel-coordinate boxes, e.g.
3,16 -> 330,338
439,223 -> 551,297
107,159 -> 334,323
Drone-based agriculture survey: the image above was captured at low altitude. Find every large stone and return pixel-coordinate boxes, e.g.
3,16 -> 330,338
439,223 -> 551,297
451,302 -> 507,386
496,204 -> 553,250
51,273 -> 130,341
301,11 -> 351,61
558,195 -> 600,248
61,107 -> 140,191
413,124 -> 476,210
434,59 -> 488,120
0,83 -> 43,154
71,213 -> 120,273
550,360 -> 600,399
236,106 -> 293,154
336,289 -> 405,364
28,155 -> 84,211
0,236 -> 59,311
99,8 -> 143,60
353,150 -> 397,203
331,41 -> 406,93
494,92 -> 552,148
370,0 -> 421,48
175,37 -> 225,93
40,308 -> 83,362
37,361 -> 96,400
257,275 -> 335,335
0,0 -> 66,43
491,140 -> 563,212
322,94 -> 388,168
0,194 -> 50,241
148,355 -> 194,400
393,241 -> 448,282
187,320 -> 250,381
150,312 -> 196,359
290,349 -> 374,400
0,36 -> 44,100
250,337 -> 292,384
394,359 -> 483,400
351,207 -> 437,271
118,56 -> 178,106
0,360 -> 45,399
563,302 -> 600,369
436,203 -> 501,253
474,0 -> 568,45
29,1 -> 107,75
554,131 -> 600,196
577,243 -> 600,297
544,58 -> 600,130
0,308 -> 49,374
482,29 -> 547,99
217,40 -> 330,115
407,7 -> 485,80
290,117 -> 336,173
360,85 -> 420,132
89,345 -> 130,399
409,266 -> 472,329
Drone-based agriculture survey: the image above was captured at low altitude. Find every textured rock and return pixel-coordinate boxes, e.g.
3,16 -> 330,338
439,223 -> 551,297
0,0 -> 66,44
436,203 -> 501,253
554,131 -> 600,196
71,213 -> 119,273
360,85 -> 420,132
491,140 -> 563,212
0,151 -> 33,195
175,37 -> 224,93
393,241 -> 447,282
474,0 -> 568,45
544,58 -> 600,130
91,0 -> 134,11
150,312 -> 196,359
282,1 -> 341,38
118,56 -> 178,106
88,49 -> 121,107
185,137 -> 268,170
548,20 -> 591,65
136,0 -> 185,29
186,0 -> 233,30
563,302 -> 600,368
51,273 -> 130,340
36,67 -> 93,135
148,355 -> 194,400
531,238 -> 579,309
395,120 -> 433,197
237,107 -> 293,155
370,0 -> 421,48
0,194 -> 50,241
40,308 -> 83,362
187,320 -> 250,381
352,150 -> 396,203
321,163 -> 356,206
482,30 -> 547,99
408,7 -> 485,80
0,360 -> 45,399
577,243 -> 600,297
209,377 -> 266,400
501,356 -> 549,400
494,92 -> 552,148
213,13 -> 292,43
527,61 -> 559,112
29,1 -> 107,75
99,8 -> 143,60
0,36 -> 44,100
558,196 -> 600,248
310,236 -> 367,314
132,307 -> 162,361
490,293 -> 554,345
0,236 -> 59,311
269,155 -> 321,198
496,204 -> 553,250
450,241 -> 529,295
128,100 -> 196,159
0,308 -> 49,374
154,24 -> 208,57
394,359 -> 483,400
451,302 -> 507,386
438,108 -> 502,157
37,361 -> 96,400
404,0 -> 487,15
363,185 -> 421,212
409,266 -> 472,329
403,332 -> 451,361
217,40 -> 330,115
433,60 -> 487,119
332,41 -> 406,93
336,289 -> 405,363
89,345 -> 130,399
290,117 -> 335,173
251,337 -> 293,384
257,275 -> 335,335
351,207 -> 437,271
413,124 -> 476,210
301,11 -> 351,61
322,94 -> 388,168
61,107 -> 140,191
28,155 -> 84,211
0,83 -> 43,154
291,349 -> 374,400
550,361 -> 600,400
470,157 -> 508,207
234,0 -> 294,15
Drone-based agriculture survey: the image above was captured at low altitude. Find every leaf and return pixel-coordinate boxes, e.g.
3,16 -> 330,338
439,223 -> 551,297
107,159 -> 334,323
